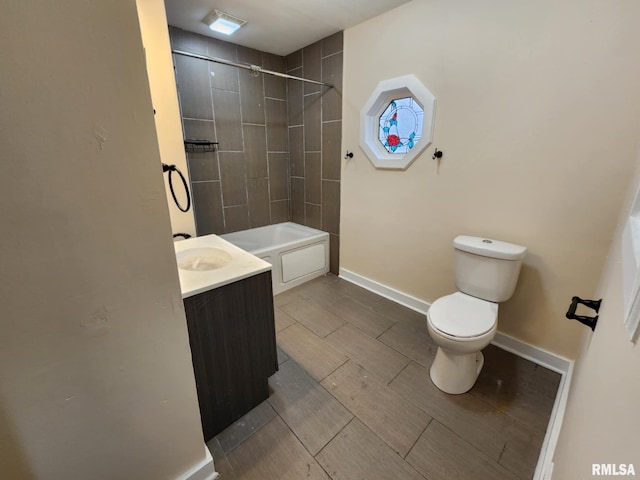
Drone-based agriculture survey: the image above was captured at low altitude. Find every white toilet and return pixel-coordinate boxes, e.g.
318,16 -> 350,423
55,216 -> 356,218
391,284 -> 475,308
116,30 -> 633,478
427,235 -> 527,394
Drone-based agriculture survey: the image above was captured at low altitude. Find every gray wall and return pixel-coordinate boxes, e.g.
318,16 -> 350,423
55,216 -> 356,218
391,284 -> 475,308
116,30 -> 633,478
169,27 -> 342,273
287,33 -> 343,273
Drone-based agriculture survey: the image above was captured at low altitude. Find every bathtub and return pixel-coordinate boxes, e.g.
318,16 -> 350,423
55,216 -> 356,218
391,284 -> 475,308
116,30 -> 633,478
220,222 -> 330,295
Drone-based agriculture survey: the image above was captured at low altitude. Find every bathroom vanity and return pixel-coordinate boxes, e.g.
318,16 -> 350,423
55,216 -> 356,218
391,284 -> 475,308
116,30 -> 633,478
175,235 -> 277,440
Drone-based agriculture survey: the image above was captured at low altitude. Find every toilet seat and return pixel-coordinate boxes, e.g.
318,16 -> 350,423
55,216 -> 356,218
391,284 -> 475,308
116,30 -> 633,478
428,292 -> 498,338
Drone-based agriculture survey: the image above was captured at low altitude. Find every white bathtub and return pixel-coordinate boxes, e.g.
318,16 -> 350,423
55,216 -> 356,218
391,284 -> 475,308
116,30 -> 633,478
221,222 -> 330,295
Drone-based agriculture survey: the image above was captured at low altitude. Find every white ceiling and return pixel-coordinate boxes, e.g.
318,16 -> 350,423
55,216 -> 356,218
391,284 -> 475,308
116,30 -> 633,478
163,0 -> 411,56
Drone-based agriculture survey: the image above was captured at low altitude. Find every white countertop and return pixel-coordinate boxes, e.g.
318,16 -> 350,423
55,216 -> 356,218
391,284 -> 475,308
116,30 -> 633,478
174,234 -> 272,299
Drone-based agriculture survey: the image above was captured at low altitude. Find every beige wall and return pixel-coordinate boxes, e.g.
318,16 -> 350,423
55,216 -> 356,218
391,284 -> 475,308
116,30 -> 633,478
341,0 -> 640,358
137,0 -> 196,238
552,150 -> 640,478
0,1 -> 206,478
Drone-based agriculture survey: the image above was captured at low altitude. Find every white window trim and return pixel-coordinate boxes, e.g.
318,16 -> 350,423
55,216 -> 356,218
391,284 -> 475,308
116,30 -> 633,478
360,74 -> 436,170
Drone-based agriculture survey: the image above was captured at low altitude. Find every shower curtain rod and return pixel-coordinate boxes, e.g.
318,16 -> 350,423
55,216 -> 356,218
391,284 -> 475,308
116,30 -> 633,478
172,50 -> 334,88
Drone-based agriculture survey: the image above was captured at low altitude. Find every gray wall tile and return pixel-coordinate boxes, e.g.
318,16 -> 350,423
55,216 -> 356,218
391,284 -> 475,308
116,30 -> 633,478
303,93 -> 321,151
287,72 -> 304,127
172,28 -> 342,270
266,98 -> 288,152
329,234 -> 340,274
210,62 -> 239,92
207,37 -> 237,61
170,26 -> 207,54
239,70 -> 266,125
174,54 -> 213,120
269,153 -> 289,201
303,41 -> 322,95
286,50 -> 302,71
212,89 -> 243,151
244,124 -> 268,178
219,152 -> 247,206
305,152 -> 321,204
322,120 -> 341,181
237,46 -> 262,66
183,118 -> 216,142
224,205 -> 250,233
271,200 -> 290,224
186,151 -> 219,182
184,119 -> 219,181
305,203 -> 322,229
192,181 -> 224,235
264,54 -> 287,100
289,126 -> 304,177
247,178 -> 270,228
291,177 -> 305,224
322,180 -> 340,235
322,32 -> 344,57
322,52 -> 343,122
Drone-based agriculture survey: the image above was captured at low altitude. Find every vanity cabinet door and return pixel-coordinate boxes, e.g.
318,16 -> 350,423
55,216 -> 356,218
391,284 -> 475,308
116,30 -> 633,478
183,271 -> 277,440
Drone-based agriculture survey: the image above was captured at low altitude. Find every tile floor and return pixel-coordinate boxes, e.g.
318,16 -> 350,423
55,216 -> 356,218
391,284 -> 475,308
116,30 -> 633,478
207,274 -> 561,480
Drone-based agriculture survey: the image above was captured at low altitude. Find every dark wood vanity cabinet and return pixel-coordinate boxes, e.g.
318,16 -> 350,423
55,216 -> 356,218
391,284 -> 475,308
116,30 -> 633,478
183,271 -> 278,441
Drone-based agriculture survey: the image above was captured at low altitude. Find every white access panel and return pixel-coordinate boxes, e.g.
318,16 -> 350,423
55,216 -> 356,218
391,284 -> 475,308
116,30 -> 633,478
281,243 -> 326,283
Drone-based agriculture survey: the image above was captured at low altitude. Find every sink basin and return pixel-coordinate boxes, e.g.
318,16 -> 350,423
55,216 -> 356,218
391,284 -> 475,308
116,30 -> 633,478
177,247 -> 232,271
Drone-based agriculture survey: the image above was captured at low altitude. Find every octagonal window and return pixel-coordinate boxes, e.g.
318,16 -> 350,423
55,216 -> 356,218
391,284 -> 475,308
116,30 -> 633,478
360,75 -> 436,170
378,97 -> 424,154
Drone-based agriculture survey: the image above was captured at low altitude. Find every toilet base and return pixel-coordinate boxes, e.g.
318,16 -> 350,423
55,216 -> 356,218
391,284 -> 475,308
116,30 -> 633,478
429,348 -> 485,394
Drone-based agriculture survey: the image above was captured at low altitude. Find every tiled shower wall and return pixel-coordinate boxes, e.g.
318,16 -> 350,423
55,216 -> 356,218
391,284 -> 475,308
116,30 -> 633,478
169,27 -> 342,273
286,33 -> 342,273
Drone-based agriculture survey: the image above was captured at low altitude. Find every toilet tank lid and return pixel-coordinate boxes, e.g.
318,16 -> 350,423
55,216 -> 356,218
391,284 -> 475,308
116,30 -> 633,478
454,235 -> 527,260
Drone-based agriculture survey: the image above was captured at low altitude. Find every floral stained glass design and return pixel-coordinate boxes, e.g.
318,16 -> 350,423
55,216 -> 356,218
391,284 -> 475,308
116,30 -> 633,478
378,97 -> 424,154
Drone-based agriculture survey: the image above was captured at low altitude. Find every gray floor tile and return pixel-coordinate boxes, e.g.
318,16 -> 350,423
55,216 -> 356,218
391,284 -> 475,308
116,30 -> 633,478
326,296 -> 394,338
322,360 -> 431,457
225,416 -> 330,480
268,358 -> 353,455
206,438 -> 237,480
389,361 -> 538,468
276,322 -> 348,381
378,314 -> 437,368
325,323 -> 410,384
216,275 -> 558,480
316,418 -> 427,480
274,306 -> 297,332
471,345 -> 560,434
280,297 -> 344,337
406,420 -> 519,480
215,401 -> 277,453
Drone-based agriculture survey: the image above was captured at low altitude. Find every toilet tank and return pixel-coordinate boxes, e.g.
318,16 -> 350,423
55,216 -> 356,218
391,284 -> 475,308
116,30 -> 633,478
454,235 -> 527,303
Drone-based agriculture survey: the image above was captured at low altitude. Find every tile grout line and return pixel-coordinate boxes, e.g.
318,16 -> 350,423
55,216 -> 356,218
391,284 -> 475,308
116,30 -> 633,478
270,394 -> 340,479
403,418 -> 433,480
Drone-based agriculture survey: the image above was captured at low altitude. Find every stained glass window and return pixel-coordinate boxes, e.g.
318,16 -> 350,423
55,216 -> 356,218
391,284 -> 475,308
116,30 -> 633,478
378,97 -> 424,154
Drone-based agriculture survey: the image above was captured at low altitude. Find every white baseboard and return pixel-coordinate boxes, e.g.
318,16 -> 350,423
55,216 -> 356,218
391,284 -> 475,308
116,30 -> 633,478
491,332 -> 572,480
338,267 -> 572,480
339,268 -> 431,314
533,362 -> 573,480
176,445 -> 219,480
491,332 -> 571,375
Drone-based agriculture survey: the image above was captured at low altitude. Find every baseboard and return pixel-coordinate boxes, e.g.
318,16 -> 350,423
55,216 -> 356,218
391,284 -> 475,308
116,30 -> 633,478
533,362 -> 573,480
339,268 -> 431,314
176,445 -> 219,480
339,267 -> 572,480
491,333 -> 572,480
491,332 -> 571,375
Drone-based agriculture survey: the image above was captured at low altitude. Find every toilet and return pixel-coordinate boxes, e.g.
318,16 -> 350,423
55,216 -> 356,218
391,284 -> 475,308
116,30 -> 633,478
427,235 -> 527,394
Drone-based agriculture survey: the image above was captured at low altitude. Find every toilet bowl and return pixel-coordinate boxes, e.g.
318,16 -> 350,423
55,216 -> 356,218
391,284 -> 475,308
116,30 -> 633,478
427,292 -> 498,394
426,235 -> 527,395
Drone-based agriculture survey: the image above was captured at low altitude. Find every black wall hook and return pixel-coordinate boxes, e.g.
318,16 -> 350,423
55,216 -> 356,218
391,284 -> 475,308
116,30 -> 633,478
344,151 -> 354,159
566,296 -> 602,331
432,148 -> 443,160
